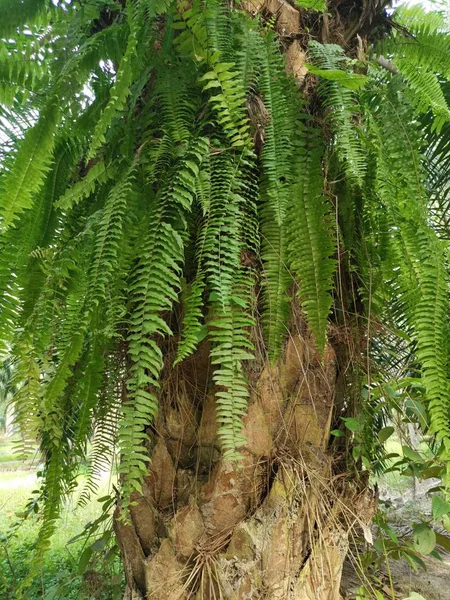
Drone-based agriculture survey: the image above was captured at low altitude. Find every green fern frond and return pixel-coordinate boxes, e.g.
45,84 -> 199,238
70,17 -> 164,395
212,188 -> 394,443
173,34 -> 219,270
122,136 -> 209,502
175,276 -> 206,364
11,340 -> 42,458
0,41 -> 48,106
287,125 -> 337,353
0,104 -> 59,228
0,141 -> 75,354
156,69 -> 198,145
87,167 -> 135,311
258,34 -> 295,358
138,0 -> 172,20
260,203 -> 291,359
368,81 -> 450,440
397,68 -> 450,132
56,161 -> 113,212
388,5 -> 450,79
379,5 -> 450,130
308,40 -> 366,185
87,4 -> 138,159
199,57 -> 253,150
205,0 -> 233,57
175,2 -> 253,151
197,151 -> 255,457
295,0 -> 327,12
79,354 -> 121,506
209,282 -> 254,459
0,0 -> 47,37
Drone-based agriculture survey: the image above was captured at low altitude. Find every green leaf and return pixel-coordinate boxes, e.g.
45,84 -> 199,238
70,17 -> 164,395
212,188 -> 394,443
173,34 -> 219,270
435,531 -> 450,552
352,445 -> 361,460
378,426 -> 395,443
77,546 -> 93,575
413,524 -> 436,555
305,64 -> 368,90
402,446 -> 424,463
91,531 -> 111,552
343,417 -> 364,432
443,514 -> 450,533
432,495 -> 450,520
294,0 -> 327,13
331,429 -> 344,437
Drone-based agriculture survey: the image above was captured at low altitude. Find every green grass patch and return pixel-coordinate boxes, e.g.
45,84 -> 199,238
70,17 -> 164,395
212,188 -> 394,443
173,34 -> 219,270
0,469 -> 123,599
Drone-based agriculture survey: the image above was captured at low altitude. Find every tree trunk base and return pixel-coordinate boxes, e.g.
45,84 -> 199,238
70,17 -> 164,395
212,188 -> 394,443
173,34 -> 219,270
115,336 -> 377,599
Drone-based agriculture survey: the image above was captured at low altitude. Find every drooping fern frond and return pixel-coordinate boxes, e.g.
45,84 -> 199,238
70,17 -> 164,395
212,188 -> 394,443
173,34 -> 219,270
0,104 -> 59,228
366,79 -> 450,444
0,0 -> 47,38
287,124 -> 337,353
56,161 -> 114,212
87,1 -> 139,159
308,40 -> 366,185
175,2 -> 253,151
87,166 -> 135,313
379,5 -> 450,131
175,276 -> 207,365
10,338 -> 42,458
122,135 -> 209,501
200,153 -> 256,457
257,34 -> 295,359
209,270 -> 255,459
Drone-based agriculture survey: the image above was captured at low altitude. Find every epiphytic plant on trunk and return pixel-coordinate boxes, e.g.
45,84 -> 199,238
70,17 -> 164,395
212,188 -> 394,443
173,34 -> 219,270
2,0 -> 450,597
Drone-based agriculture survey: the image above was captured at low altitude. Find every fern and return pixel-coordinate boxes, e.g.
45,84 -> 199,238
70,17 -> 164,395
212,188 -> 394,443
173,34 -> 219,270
0,0 -> 47,37
379,5 -> 450,131
258,34 -> 295,358
0,140 -> 75,354
10,338 -> 42,458
121,136 -> 209,501
176,2 -> 253,151
209,273 -> 254,459
295,0 -> 327,12
175,276 -> 207,364
197,151 -> 255,457
308,41 -> 366,185
87,167 -> 135,311
287,124 -> 337,353
0,104 -> 59,228
3,0 -> 450,577
87,3 -> 139,159
56,161 -> 113,211
367,80 -> 450,441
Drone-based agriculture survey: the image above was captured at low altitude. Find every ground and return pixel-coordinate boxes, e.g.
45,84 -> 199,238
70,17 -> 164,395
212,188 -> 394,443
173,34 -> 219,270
1,435 -> 450,600
342,470 -> 450,600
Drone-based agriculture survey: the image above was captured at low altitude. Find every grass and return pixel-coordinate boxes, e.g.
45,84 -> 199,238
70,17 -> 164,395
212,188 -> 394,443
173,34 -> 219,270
0,466 -> 123,599
0,435 -> 39,464
0,436 -> 25,463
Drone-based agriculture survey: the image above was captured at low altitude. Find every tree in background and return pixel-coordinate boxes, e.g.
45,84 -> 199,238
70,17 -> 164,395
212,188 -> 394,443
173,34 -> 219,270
2,0 -> 450,597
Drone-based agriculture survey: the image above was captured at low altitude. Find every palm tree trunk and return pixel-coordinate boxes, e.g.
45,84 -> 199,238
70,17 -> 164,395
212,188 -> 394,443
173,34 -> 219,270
114,334 -> 376,599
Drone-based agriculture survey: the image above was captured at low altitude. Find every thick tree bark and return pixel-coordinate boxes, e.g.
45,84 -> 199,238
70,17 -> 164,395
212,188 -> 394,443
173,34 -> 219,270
114,334 -> 377,599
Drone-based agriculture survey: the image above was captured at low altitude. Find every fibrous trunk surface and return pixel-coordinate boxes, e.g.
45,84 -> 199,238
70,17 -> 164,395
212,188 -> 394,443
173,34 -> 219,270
114,333 -> 376,599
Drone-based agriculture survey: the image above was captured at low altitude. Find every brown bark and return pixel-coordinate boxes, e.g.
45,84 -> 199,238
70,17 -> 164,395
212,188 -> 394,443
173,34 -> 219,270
114,334 -> 377,599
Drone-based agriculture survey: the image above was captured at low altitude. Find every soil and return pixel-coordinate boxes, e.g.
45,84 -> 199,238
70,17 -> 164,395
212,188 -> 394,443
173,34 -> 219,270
341,478 -> 450,600
342,550 -> 450,600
